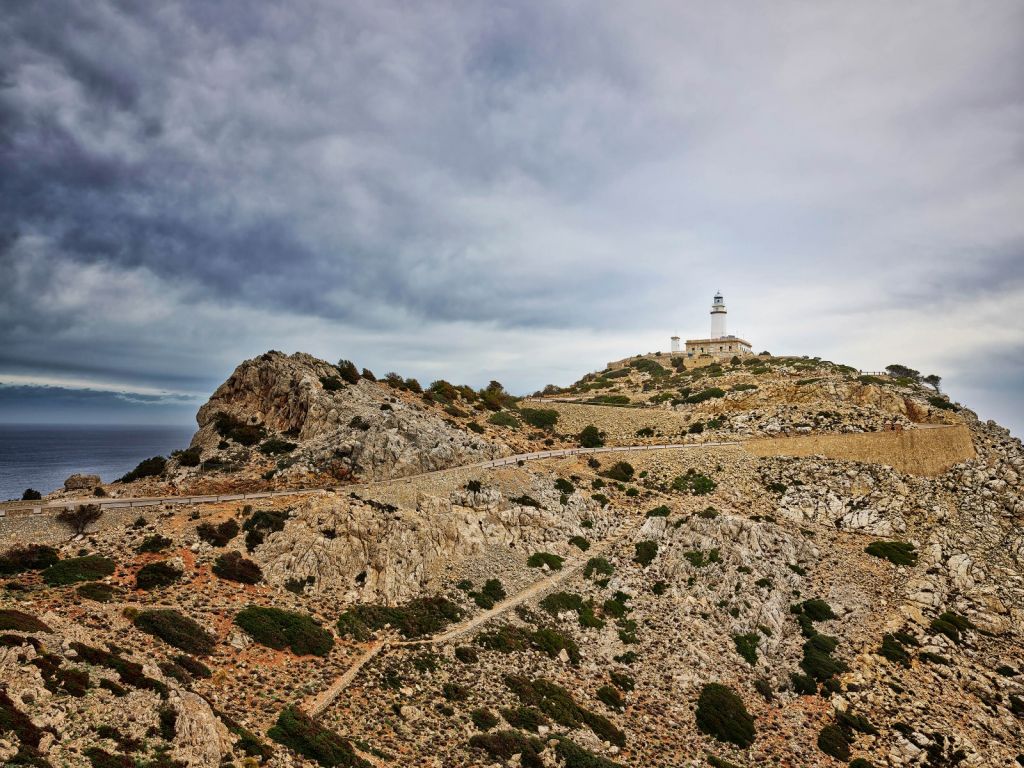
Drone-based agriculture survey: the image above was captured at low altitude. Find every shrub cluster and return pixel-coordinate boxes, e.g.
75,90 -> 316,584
336,596 -> 462,640
234,606 -> 333,656
671,469 -> 716,495
864,540 -> 918,566
0,609 -> 51,633
526,552 -> 564,570
137,534 -> 173,553
504,675 -> 625,747
213,412 -> 266,446
212,551 -> 263,584
196,519 -> 239,547
694,683 -> 755,747
578,425 -> 604,448
0,544 -> 59,575
133,609 -> 217,655
42,555 -> 115,586
118,456 -> 167,483
633,541 -> 658,566
57,504 -> 104,535
259,438 -> 298,455
519,408 -> 559,429
268,706 -> 368,767
242,509 -> 288,550
135,561 -> 182,591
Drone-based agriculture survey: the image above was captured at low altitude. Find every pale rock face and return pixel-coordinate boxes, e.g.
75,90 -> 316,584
256,482 -> 607,604
171,690 -> 233,767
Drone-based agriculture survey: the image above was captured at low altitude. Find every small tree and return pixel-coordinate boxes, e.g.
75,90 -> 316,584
923,374 -> 942,392
885,364 -> 920,380
58,504 -> 103,536
21,489 -> 42,501
336,359 -> 360,384
579,425 -> 604,448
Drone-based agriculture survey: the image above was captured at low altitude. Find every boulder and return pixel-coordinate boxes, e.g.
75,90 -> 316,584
64,473 -> 101,491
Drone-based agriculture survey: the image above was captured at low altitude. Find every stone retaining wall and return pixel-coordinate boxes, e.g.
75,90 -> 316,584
743,424 -> 975,476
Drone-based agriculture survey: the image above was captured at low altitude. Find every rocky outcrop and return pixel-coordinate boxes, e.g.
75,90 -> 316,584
186,351 -> 508,482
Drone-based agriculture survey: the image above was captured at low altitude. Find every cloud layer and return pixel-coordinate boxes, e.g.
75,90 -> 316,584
2,1 -> 1022,433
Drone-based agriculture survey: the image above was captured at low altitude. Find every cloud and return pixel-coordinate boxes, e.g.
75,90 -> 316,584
1,0 -> 1022,436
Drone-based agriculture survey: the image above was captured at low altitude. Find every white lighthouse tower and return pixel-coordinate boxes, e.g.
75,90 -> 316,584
710,291 -> 727,339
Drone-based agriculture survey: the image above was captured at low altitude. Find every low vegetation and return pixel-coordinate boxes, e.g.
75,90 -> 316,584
212,551 -> 263,584
118,456 -> 167,483
234,606 -> 334,656
336,596 -> 462,640
695,683 -> 756,748
133,609 -> 217,655
42,555 -> 116,586
268,706 -> 369,767
864,540 -> 918,566
196,519 -> 239,546
0,544 -> 59,575
135,561 -> 182,591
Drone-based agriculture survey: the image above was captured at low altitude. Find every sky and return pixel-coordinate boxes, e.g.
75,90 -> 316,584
1,1 -> 1022,435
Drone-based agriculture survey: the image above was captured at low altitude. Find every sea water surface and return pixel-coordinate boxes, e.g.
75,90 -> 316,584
0,424 -> 195,501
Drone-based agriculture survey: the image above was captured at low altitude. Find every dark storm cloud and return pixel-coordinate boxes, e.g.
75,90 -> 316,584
1,1 -> 1023,434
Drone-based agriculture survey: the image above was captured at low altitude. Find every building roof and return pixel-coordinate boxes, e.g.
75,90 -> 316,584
685,337 -> 752,346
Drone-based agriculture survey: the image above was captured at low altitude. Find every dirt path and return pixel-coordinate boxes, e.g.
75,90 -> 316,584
301,512 -> 638,718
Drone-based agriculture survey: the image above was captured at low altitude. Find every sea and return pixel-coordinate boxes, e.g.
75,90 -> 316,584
0,424 -> 196,502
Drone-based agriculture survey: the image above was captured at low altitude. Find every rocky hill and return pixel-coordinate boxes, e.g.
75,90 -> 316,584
1,351 -> 1021,768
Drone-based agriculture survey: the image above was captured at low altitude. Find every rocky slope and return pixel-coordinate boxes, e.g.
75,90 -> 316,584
0,352 -> 1021,768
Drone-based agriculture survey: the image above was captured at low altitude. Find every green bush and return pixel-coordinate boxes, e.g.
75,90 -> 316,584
0,609 -> 51,633
801,599 -> 836,622
336,360 -> 360,384
42,555 -> 115,586
609,670 -> 634,692
499,705 -> 548,731
601,462 -> 634,482
0,545 -> 59,575
467,421 -> 485,434
336,596 -> 461,640
555,738 -> 624,768
520,408 -> 559,429
134,609 -> 216,655
259,438 -> 297,455
70,642 -> 168,696
596,685 -> 624,711
235,606 -> 333,656
196,519 -> 239,547
927,395 -> 957,411
671,469 -> 716,495
118,456 -> 167,483
531,627 -> 580,664
579,425 -> 604,448
268,705 -> 368,767
488,410 -> 520,428
633,541 -> 658,566
583,557 -> 613,579
320,375 -> 344,391
695,683 -> 755,748
21,488 -> 42,500
930,611 -> 972,644
173,446 -> 202,467
554,477 -> 575,494
685,387 -> 726,404
468,731 -> 542,761
569,536 -> 590,551
138,534 -> 173,553
801,635 -> 848,681
242,509 -> 288,551
470,578 -> 507,609
135,562 -> 182,591
816,724 -> 850,761
865,541 -> 918,566
212,551 -> 263,584
733,633 -> 759,665
511,494 -> 542,508
878,634 -> 912,667
470,707 -> 499,730
645,505 -> 670,517
213,413 -> 266,446
527,552 -> 564,570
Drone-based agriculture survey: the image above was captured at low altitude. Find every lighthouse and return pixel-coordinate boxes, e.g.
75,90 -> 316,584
683,291 -> 753,359
710,292 -> 727,339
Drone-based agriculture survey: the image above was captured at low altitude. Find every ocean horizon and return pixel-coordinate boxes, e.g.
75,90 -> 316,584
0,423 -> 195,501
